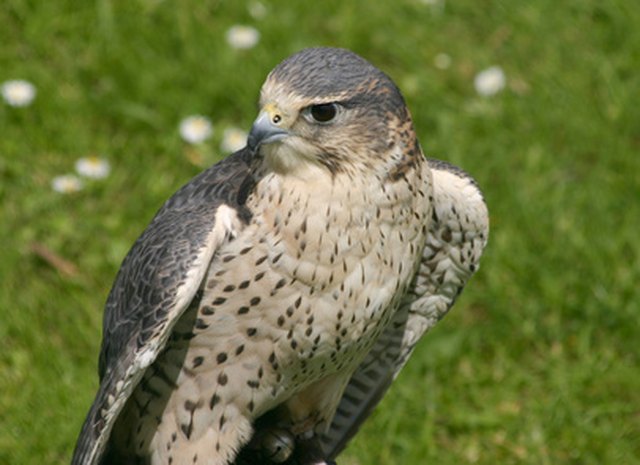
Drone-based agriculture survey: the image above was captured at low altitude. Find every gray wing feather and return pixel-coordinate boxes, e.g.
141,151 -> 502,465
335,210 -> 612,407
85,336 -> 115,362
320,158 -> 489,458
71,148 -> 255,465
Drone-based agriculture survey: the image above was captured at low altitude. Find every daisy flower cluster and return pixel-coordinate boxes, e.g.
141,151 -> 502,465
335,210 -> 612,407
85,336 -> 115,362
177,4 -> 261,155
0,79 -> 112,193
52,156 -> 111,194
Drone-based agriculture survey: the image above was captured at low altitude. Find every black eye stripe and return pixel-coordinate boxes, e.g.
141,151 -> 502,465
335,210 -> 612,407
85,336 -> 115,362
309,103 -> 338,123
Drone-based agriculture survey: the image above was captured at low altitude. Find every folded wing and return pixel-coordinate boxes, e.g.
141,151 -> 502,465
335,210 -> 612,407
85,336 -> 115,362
71,149 -> 255,465
320,158 -> 489,458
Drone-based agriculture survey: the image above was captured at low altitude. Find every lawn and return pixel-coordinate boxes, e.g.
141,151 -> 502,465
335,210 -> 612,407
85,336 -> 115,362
1,0 -> 638,464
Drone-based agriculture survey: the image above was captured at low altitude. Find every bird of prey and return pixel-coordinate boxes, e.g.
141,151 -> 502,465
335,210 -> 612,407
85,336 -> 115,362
71,47 -> 489,465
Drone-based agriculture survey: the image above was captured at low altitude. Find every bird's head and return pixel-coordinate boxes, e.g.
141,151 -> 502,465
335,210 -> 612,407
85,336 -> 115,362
248,47 -> 419,177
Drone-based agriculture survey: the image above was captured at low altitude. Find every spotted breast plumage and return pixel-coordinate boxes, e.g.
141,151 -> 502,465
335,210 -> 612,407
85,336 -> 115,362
71,47 -> 489,465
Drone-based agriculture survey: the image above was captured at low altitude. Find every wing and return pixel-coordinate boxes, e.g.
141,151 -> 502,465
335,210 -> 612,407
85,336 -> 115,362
71,148 -> 256,465
319,158 -> 489,458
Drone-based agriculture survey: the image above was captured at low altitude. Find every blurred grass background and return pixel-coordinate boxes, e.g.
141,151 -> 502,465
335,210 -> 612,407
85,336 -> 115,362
1,0 -> 639,464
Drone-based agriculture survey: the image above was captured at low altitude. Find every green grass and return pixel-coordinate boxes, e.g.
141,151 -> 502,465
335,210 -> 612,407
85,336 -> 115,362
1,0 -> 639,464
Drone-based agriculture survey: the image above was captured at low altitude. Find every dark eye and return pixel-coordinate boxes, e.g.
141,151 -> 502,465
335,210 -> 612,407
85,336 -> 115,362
309,103 -> 338,123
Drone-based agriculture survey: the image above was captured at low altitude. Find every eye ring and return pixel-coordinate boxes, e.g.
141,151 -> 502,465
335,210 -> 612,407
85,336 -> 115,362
307,103 -> 339,123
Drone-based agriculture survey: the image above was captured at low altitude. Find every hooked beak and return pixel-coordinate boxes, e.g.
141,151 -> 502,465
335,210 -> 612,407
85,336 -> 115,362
247,108 -> 289,153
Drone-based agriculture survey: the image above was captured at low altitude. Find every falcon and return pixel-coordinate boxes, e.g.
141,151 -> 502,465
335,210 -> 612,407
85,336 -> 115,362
71,47 -> 489,465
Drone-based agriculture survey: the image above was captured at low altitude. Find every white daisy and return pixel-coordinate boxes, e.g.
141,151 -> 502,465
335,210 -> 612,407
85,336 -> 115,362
75,156 -> 111,179
474,66 -> 506,97
52,174 -> 84,193
1,79 -> 37,107
179,116 -> 213,144
433,53 -> 452,70
248,1 -> 267,20
220,127 -> 248,153
226,25 -> 260,50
